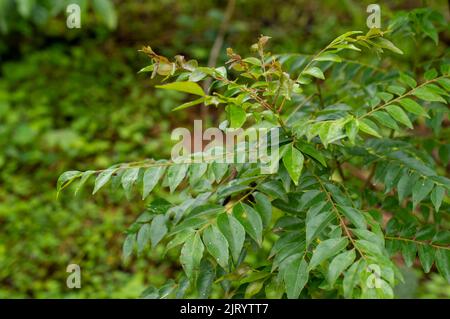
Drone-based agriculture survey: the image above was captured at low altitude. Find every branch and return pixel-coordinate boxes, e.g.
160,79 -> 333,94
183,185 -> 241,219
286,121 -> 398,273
385,236 -> 450,251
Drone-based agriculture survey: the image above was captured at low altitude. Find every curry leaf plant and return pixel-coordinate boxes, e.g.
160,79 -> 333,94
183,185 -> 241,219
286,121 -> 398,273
58,28 -> 450,299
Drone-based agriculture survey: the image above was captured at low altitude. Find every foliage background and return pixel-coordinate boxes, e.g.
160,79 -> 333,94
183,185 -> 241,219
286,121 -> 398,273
0,0 -> 448,298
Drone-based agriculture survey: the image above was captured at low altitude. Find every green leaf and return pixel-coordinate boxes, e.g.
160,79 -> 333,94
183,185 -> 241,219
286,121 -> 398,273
399,73 -> 417,89
166,230 -> 194,252
215,66 -> 227,78
385,105 -> 413,129
217,213 -> 245,263
156,81 -> 205,96
433,231 -> 450,245
203,225 -> 229,269
254,192 -> 272,228
138,65 -> 154,74
121,168 -> 140,195
412,178 -> 434,207
257,180 -> 288,202
374,37 -> 403,54
421,19 -> 438,45
172,97 -> 205,111
424,69 -> 438,81
384,164 -> 402,194
142,166 -> 166,199
401,241 -> 416,267
370,111 -> 399,130
318,122 -> 331,147
245,281 -> 264,298
150,214 -> 168,248
358,119 -> 382,138
140,286 -> 159,299
278,167 -> 293,195
413,86 -> 446,103
170,217 -> 207,235
417,244 -> 434,273
398,98 -> 429,118
430,186 -> 445,212
185,205 -> 215,220
159,281 -> 177,299
314,53 -> 342,62
233,203 -> 263,246
197,260 -> 215,298
330,31 -> 363,44
352,229 -> 384,248
427,84 -> 449,97
57,170 -> 81,195
325,183 -> 352,206
180,232 -> 204,278
303,66 -> 325,80
308,237 -> 348,270
189,69 -> 207,82
355,239 -> 384,257
240,271 -> 271,285
175,277 -> 191,298
327,249 -> 356,286
137,223 -> 151,253
343,260 -> 362,298
74,170 -> 95,195
437,78 -> 450,91
147,198 -> 171,214
345,119 -> 359,144
92,0 -> 118,30
339,206 -> 367,229
217,184 -> 251,199
416,226 -> 436,241
377,92 -> 394,103
212,161 -> 228,183
397,172 -> 417,202
435,249 -> 450,283
167,164 -> 189,193
93,168 -> 116,194
387,85 -> 406,96
189,163 -> 208,184
332,43 -> 361,51
298,190 -> 324,211
440,65 -> 450,76
242,57 -> 262,66
282,144 -> 304,185
284,256 -> 309,299
228,105 -> 247,128
296,142 -> 327,167
122,234 -> 135,263
306,204 -> 334,245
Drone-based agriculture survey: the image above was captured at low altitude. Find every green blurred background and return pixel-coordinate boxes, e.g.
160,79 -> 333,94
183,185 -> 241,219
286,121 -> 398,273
0,0 -> 449,298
